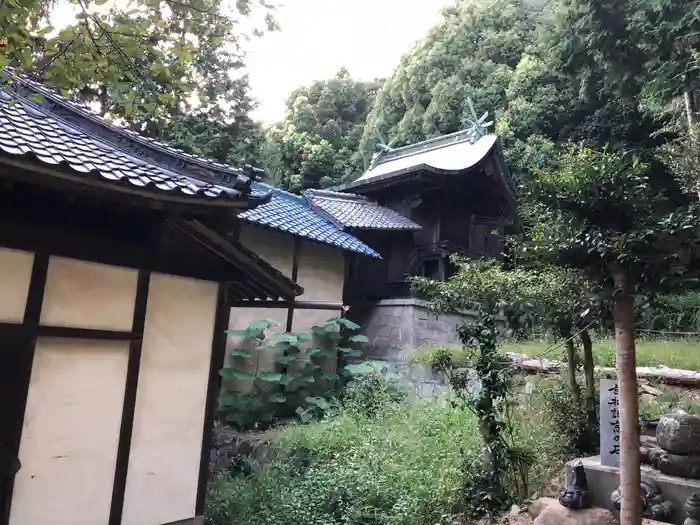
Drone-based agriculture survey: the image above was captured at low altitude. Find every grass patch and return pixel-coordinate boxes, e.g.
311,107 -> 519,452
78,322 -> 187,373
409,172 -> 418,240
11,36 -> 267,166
205,395 -> 560,525
505,337 -> 700,370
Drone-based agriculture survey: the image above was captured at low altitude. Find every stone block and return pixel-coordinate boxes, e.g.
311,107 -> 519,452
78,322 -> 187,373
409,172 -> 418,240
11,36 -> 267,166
657,412 -> 700,455
566,456 -> 700,525
533,501 -> 618,525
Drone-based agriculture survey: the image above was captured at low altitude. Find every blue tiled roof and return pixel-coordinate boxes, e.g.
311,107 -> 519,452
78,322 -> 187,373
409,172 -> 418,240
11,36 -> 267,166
239,183 -> 381,258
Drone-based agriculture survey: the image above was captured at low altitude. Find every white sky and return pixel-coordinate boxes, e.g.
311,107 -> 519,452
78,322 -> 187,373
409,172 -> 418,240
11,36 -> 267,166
51,0 -> 452,123
246,0 -> 452,123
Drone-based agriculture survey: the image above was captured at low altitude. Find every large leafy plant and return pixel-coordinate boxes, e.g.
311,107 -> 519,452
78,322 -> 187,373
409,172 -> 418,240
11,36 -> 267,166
219,316 -> 368,428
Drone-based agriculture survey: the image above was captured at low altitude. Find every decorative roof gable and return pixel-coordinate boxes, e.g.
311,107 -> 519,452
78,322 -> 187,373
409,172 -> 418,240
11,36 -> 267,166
304,189 -> 421,231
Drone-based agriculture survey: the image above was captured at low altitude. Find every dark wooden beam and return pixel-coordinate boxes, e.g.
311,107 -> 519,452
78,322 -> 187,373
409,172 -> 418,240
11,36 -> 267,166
37,326 -> 136,340
195,284 -> 228,515
285,237 -> 301,332
109,270 -> 150,525
0,219 -> 238,283
228,300 -> 345,311
173,219 -> 302,301
3,252 -> 49,524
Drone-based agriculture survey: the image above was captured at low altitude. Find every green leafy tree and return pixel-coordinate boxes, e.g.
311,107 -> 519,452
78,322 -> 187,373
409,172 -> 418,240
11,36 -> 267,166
521,144 -> 700,525
414,259 -> 599,436
2,0 -> 276,163
264,68 -> 382,191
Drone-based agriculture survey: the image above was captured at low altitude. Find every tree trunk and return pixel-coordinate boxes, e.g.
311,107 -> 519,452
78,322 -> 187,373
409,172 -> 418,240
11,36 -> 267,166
685,91 -> 696,134
580,328 -> 597,428
562,327 -> 582,408
611,268 -> 642,525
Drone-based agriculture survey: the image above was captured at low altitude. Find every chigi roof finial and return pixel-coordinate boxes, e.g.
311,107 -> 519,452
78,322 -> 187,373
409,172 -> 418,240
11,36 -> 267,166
369,129 -> 398,169
465,98 -> 492,143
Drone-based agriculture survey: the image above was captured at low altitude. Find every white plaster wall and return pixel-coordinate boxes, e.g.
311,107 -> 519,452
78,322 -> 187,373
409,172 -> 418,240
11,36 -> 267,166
0,247 -> 34,322
121,273 -> 217,525
10,338 -> 129,525
238,223 -> 295,277
227,225 -> 346,391
293,240 -> 345,334
228,224 -> 295,392
41,256 -> 138,331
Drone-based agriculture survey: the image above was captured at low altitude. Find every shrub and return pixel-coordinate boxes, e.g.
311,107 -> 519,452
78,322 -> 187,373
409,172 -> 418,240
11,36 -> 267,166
636,291 -> 700,333
342,369 -> 407,417
206,375 -> 562,525
537,374 -> 600,457
206,399 -> 481,525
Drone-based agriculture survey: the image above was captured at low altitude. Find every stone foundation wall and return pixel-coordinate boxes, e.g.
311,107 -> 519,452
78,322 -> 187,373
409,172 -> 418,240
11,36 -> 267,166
353,299 -> 483,397
357,298 -> 477,362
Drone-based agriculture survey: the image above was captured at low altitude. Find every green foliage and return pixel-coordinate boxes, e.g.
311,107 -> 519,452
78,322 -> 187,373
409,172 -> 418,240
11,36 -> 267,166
413,258 -> 599,338
507,336 -> 700,371
546,0 -> 700,114
360,0 -> 545,162
359,0 -> 680,187
538,374 -> 600,456
205,378 -> 559,525
409,345 -> 473,369
636,292 -> 700,333
428,315 -> 528,519
342,369 -> 407,418
521,144 -> 700,290
638,384 -> 700,420
2,0 -> 275,165
263,68 -> 383,191
219,316 -> 367,428
658,128 -> 700,197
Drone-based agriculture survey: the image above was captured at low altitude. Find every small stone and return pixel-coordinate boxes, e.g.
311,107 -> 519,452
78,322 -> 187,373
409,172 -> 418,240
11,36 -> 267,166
533,501 -> 618,525
657,411 -> 700,455
510,504 -> 522,517
528,498 -> 557,519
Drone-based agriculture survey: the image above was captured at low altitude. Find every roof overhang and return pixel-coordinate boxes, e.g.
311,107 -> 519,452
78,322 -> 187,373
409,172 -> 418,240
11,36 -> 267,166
0,156 -> 260,213
168,219 -> 303,302
341,135 -> 516,215
0,77 -> 273,211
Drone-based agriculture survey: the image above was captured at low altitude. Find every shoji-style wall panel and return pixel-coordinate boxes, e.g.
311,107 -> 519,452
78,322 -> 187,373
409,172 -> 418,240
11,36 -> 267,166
0,248 -> 34,322
41,256 -> 138,330
121,273 -> 218,525
10,338 -> 129,525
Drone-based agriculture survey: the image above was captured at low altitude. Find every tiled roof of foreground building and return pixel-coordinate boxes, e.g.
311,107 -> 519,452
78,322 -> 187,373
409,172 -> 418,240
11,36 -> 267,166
304,189 -> 421,231
0,73 -> 391,257
0,72 -> 271,206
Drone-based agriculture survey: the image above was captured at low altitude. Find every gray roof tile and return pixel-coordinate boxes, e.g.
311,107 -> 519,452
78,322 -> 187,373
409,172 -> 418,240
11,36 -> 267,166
0,73 -> 384,257
0,72 -> 271,206
304,189 -> 421,230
